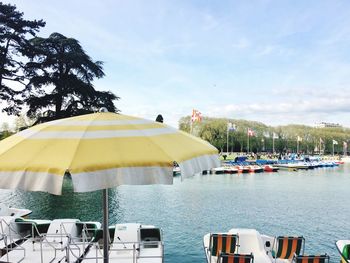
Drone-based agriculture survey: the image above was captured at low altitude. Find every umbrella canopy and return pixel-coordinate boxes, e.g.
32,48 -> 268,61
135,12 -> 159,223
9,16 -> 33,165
0,112 -> 219,262
0,112 -> 219,194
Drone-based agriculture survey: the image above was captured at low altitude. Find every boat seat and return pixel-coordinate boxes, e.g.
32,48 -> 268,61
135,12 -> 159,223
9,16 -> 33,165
217,252 -> 254,263
292,254 -> 329,263
209,233 -> 239,260
273,236 -> 305,262
140,228 -> 161,248
343,244 -> 350,260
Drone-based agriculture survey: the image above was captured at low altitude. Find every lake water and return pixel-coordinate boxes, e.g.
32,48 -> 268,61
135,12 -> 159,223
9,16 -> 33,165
1,164 -> 349,262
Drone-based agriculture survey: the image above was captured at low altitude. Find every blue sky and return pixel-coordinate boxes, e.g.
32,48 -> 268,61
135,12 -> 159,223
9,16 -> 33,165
1,0 -> 350,128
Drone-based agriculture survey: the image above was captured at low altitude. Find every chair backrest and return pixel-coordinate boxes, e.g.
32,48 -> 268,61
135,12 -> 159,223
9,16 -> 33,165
210,234 -> 238,257
293,254 -> 329,263
275,236 -> 305,259
218,253 -> 254,263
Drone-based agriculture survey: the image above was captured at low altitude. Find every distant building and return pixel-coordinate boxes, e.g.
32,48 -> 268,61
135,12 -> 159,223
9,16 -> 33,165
315,122 -> 342,128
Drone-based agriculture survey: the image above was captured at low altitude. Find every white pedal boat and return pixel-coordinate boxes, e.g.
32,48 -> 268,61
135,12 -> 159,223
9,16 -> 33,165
336,240 -> 350,263
203,228 -> 305,263
0,216 -> 50,258
0,204 -> 32,218
1,218 -> 101,263
82,223 -> 163,263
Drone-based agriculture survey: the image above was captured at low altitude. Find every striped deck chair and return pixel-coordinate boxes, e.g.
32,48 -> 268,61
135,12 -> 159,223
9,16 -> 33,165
217,253 -> 254,263
292,254 -> 330,263
209,234 -> 239,263
273,236 -> 305,262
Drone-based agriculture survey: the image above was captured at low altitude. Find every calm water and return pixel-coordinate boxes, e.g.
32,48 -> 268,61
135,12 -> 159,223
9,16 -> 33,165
1,164 -> 349,262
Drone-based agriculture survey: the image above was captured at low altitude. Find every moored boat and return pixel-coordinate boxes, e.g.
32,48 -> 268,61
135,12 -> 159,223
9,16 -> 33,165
263,165 -> 279,172
336,240 -> 350,263
82,223 -> 163,262
0,204 -> 32,218
223,166 -> 239,174
203,228 -> 306,263
0,217 -> 50,258
0,218 -> 101,263
235,165 -> 250,173
247,165 -> 264,173
274,163 -> 298,171
211,167 -> 225,174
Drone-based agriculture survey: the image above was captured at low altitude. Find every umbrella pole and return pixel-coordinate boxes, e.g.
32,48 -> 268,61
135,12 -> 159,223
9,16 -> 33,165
103,188 -> 109,263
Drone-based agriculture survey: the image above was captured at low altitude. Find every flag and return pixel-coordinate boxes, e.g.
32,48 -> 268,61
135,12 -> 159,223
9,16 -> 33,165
247,128 -> 255,137
263,131 -> 270,138
227,122 -> 236,131
273,132 -> 279,139
297,136 -> 302,142
333,139 -> 338,145
191,109 -> 202,123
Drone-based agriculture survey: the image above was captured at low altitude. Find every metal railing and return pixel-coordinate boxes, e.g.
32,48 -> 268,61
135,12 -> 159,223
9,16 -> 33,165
80,240 -> 164,263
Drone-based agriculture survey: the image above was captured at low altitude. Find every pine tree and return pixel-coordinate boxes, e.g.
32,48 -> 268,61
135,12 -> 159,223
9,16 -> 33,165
23,32 -> 119,123
0,2 -> 45,114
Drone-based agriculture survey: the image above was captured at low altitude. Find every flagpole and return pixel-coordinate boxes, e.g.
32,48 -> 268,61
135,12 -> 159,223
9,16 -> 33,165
272,135 -> 275,153
231,134 -> 234,152
332,141 -> 334,156
226,127 -> 229,154
247,128 -> 249,154
344,142 -> 347,156
297,140 -> 299,153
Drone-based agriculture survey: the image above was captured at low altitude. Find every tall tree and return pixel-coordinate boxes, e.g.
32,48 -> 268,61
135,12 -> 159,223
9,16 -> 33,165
23,32 -> 119,123
0,2 -> 45,115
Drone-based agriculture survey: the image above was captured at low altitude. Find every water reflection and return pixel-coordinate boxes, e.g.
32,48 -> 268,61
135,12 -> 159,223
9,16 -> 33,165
1,177 -> 122,223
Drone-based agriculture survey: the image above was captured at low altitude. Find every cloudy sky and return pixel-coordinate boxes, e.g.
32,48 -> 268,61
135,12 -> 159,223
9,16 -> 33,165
1,0 -> 350,128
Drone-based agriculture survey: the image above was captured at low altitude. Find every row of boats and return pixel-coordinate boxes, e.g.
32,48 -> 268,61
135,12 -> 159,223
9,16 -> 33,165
0,205 -> 349,263
208,159 -> 343,174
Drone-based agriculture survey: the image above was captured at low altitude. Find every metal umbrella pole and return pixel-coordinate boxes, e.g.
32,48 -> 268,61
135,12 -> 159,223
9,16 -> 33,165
103,189 -> 109,263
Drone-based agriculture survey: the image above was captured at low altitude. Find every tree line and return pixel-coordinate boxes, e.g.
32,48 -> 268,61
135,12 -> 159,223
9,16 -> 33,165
179,116 -> 350,155
0,2 -> 119,125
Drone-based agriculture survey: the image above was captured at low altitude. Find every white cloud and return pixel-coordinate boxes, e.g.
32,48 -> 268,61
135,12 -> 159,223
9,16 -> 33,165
203,95 -> 350,127
232,37 -> 251,49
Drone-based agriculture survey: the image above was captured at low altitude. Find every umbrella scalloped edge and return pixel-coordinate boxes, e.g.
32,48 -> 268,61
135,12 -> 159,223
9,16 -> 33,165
71,166 -> 174,193
0,170 -> 64,195
178,153 -> 220,178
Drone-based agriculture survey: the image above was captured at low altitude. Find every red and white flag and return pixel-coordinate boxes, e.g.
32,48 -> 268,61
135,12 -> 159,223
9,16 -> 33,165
191,109 -> 202,123
247,128 -> 255,137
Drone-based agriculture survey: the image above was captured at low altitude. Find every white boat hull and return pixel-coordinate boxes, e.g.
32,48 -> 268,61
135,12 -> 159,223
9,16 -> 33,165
82,223 -> 163,263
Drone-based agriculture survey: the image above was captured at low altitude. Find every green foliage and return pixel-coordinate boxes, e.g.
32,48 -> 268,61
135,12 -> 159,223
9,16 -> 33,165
0,122 -> 13,139
198,118 -> 227,151
178,116 -> 350,154
14,113 -> 34,131
0,4 -> 119,124
23,32 -> 119,123
0,2 -> 45,115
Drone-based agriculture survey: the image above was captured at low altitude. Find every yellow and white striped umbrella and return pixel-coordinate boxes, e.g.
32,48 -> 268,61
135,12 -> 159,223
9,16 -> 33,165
0,112 -> 219,195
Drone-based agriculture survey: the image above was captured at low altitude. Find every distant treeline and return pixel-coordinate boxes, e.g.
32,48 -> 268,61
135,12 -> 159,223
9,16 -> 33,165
178,116 -> 350,154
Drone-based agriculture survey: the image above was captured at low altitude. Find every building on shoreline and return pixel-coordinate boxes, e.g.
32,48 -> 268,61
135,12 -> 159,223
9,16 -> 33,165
315,122 -> 342,128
